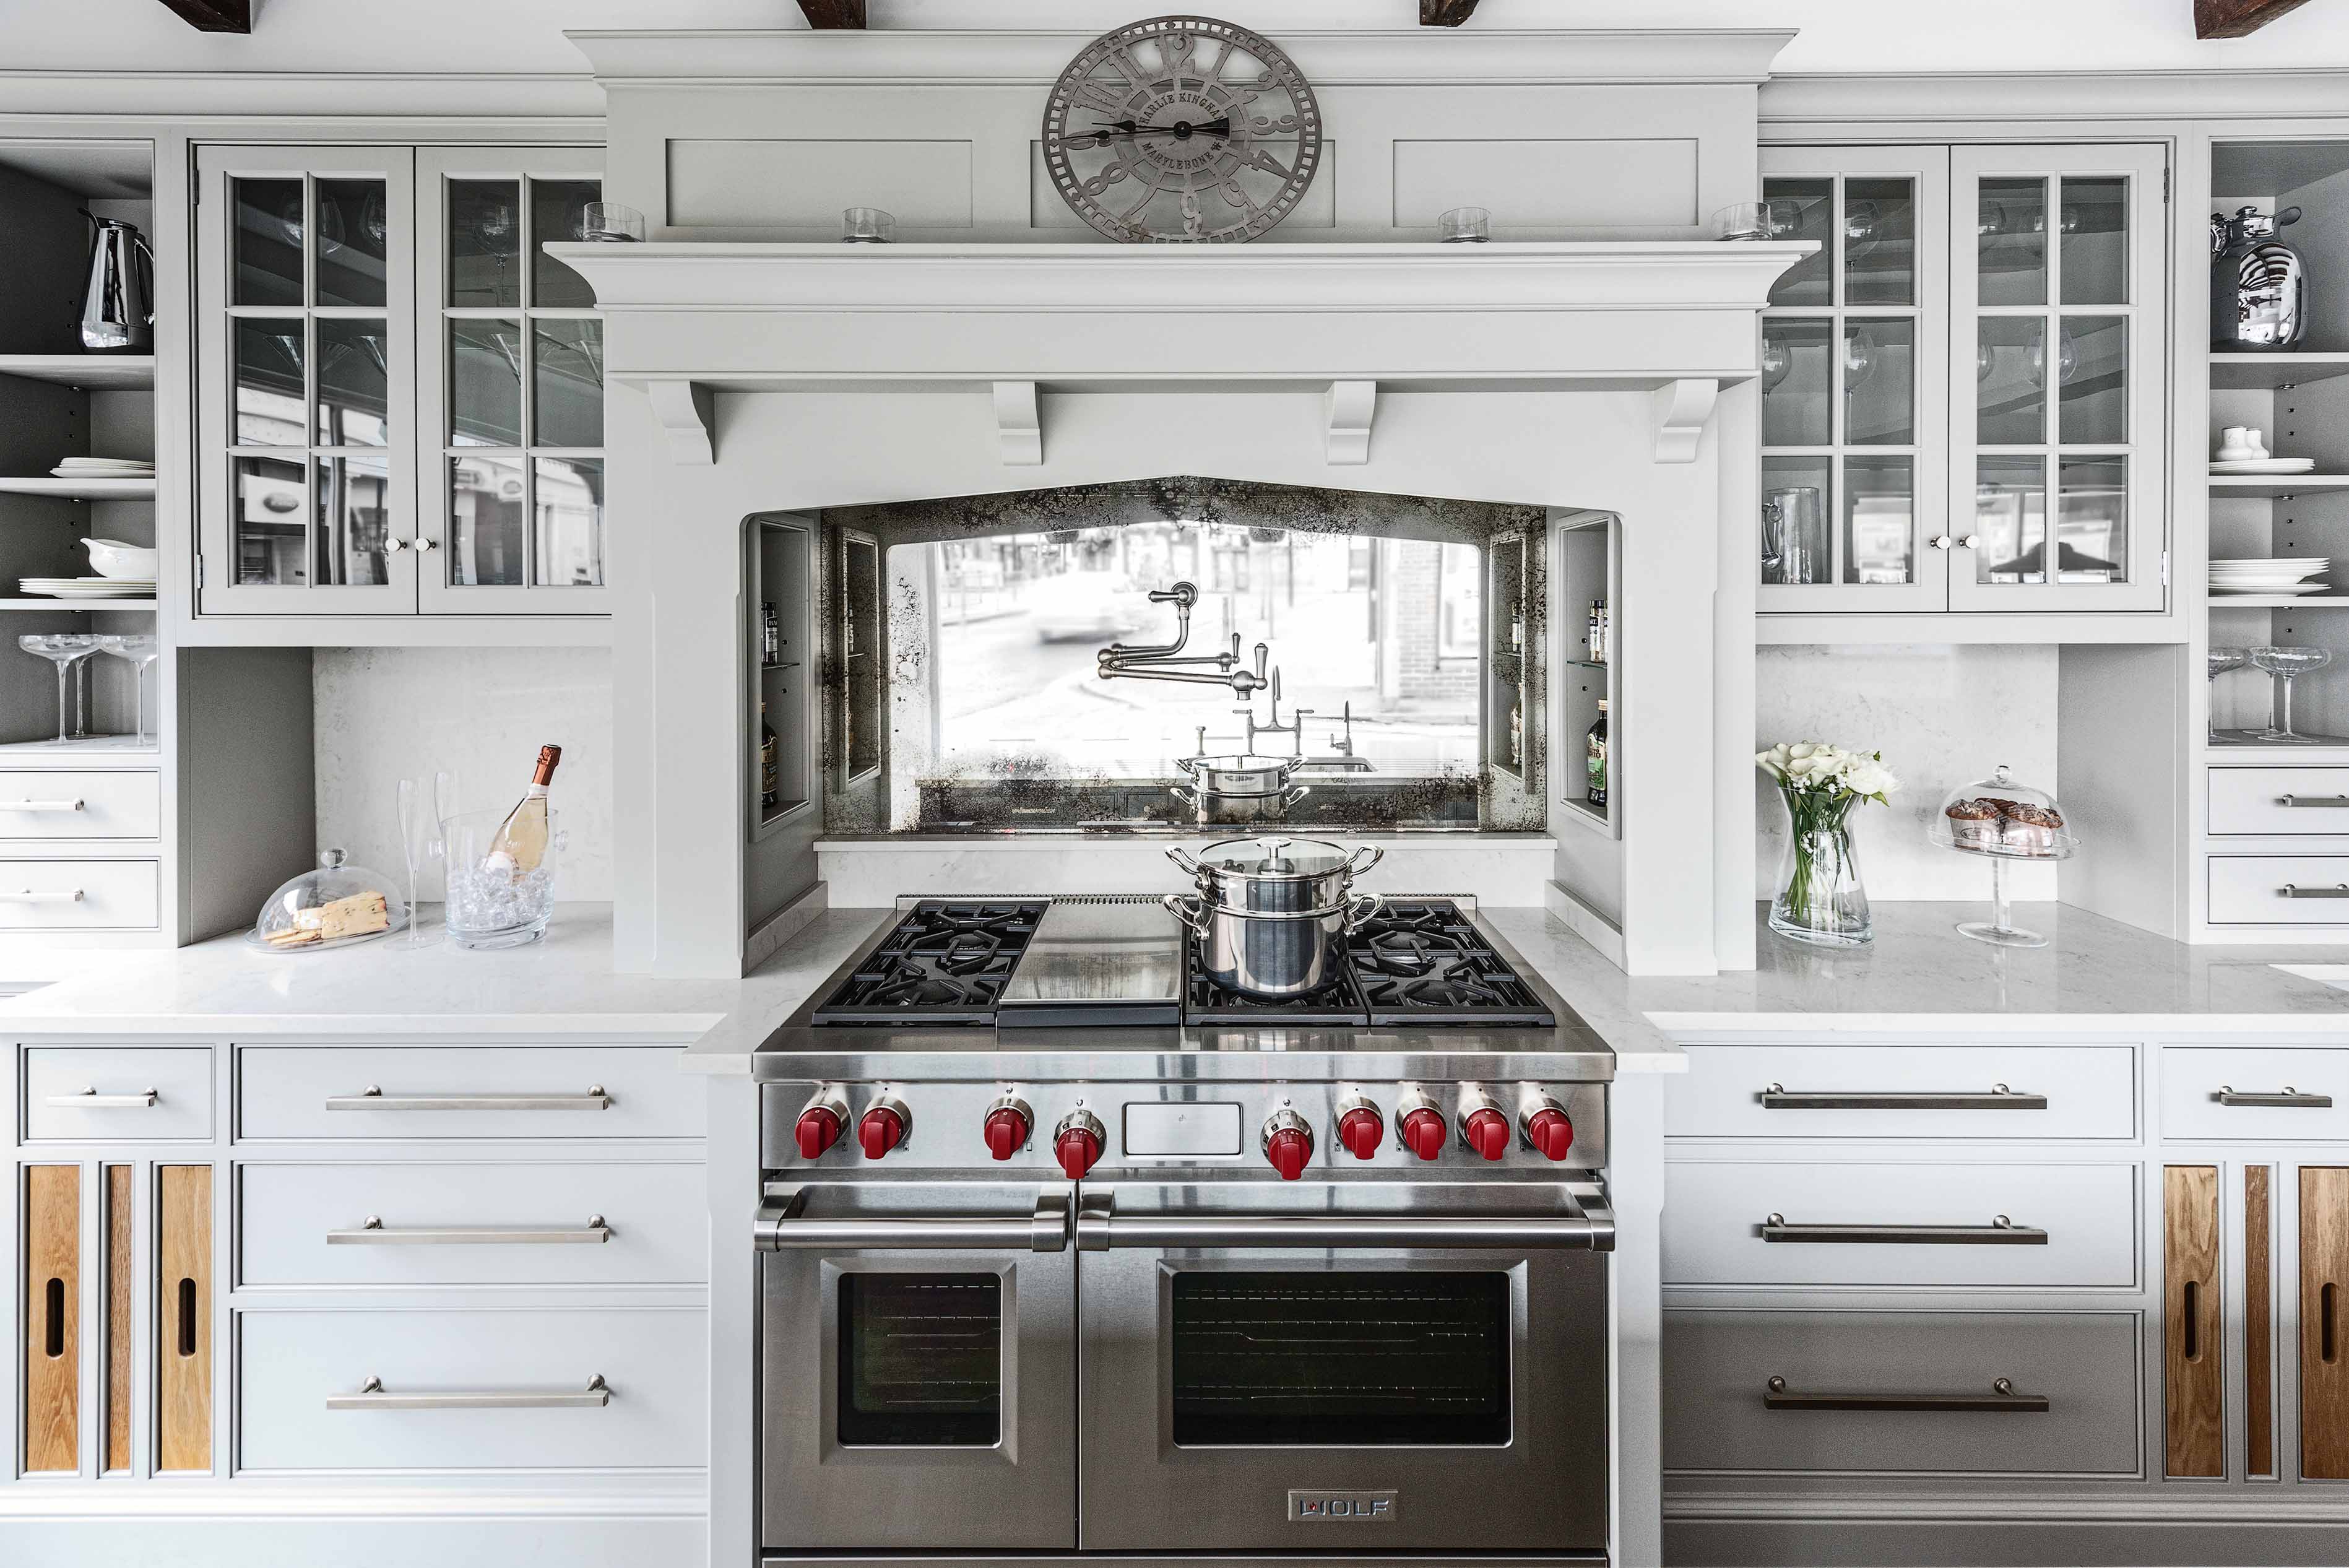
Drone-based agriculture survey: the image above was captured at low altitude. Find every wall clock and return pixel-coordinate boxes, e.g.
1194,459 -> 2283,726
1041,15 -> 1322,245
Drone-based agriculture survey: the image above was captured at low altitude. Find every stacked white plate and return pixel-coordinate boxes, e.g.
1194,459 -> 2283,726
2212,557 -> 2332,596
19,578 -> 155,599
48,456 -> 154,479
2212,457 -> 2318,475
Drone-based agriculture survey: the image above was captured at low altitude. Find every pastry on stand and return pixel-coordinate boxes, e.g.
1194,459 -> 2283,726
1928,764 -> 2077,948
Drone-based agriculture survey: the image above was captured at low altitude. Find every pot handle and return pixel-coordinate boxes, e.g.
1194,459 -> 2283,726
1174,756 -> 1198,778
1170,786 -> 1200,810
1341,892 -> 1385,933
1165,845 -> 1204,877
1282,784 -> 1312,808
1344,844 -> 1386,878
1161,893 -> 1210,937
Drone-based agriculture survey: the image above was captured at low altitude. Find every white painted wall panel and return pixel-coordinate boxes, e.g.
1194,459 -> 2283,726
667,139 -> 974,230
1390,139 -> 1698,230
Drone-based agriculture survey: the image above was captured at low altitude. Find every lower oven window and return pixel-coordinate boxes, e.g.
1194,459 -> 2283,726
838,1273 -> 1003,1446
1170,1271 -> 1509,1446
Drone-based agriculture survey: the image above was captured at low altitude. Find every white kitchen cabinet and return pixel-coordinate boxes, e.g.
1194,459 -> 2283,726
25,1046 -> 214,1141
237,1044 -> 703,1140
2159,1046 -> 2349,1139
0,771 -> 162,842
1666,1042 -> 2135,1140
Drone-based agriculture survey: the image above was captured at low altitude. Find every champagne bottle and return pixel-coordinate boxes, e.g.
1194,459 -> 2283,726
484,743 -> 561,877
760,703 -> 781,810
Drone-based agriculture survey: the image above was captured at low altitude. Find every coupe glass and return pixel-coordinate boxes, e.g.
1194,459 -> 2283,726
2208,646 -> 2249,742
2251,645 -> 2333,743
96,634 -> 160,746
17,634 -> 103,744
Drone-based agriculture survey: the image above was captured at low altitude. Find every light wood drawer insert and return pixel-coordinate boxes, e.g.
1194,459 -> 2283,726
105,1166 -> 131,1474
0,769 -> 159,840
238,1307 -> 707,1471
159,1166 -> 214,1472
1664,1161 -> 2136,1288
1669,1044 -> 2134,1140
2163,1165 -> 2222,1478
238,1046 -> 702,1140
24,1164 -> 78,1472
2208,855 -> 2349,924
0,858 -> 157,930
239,1162 -> 707,1286
2161,1047 -> 2349,1141
26,1046 -> 214,1141
1663,1309 -> 2139,1475
2303,1166 -> 2349,1481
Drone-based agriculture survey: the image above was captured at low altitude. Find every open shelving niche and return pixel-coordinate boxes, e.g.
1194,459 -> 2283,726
746,514 -> 814,838
2207,142 -> 2349,750
1548,508 -> 1622,955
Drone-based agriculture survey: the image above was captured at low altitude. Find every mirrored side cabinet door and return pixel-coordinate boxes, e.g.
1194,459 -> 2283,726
415,147 -> 609,615
196,146 -> 418,615
1756,145 -> 1950,615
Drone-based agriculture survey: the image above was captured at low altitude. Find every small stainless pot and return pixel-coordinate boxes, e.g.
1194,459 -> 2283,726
1169,781 -> 1310,826
1162,890 -> 1383,997
1167,836 -> 1383,916
1174,752 -> 1306,797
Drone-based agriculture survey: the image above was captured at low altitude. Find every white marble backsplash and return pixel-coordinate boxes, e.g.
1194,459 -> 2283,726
313,648 -> 615,901
1757,644 -> 2060,902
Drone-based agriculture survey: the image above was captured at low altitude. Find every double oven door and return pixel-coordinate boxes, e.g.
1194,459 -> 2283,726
758,1177 -> 1611,1557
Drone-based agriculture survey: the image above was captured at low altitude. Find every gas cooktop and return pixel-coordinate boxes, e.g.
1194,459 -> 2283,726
808,899 -> 1049,1024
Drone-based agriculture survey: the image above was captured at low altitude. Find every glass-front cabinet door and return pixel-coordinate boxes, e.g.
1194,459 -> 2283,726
415,148 -> 608,613
1950,144 -> 2167,611
197,147 -> 417,613
1757,147 -> 1949,613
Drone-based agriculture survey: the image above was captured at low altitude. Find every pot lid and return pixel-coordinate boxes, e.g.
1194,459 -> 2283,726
1190,753 -> 1297,772
1196,835 -> 1354,878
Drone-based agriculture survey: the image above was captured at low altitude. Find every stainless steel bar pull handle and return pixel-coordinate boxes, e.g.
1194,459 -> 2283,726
0,799 -> 85,812
753,1190 -> 1071,1254
329,1215 -> 612,1245
2216,1085 -> 2335,1108
2280,795 -> 2349,808
1764,1375 -> 2049,1413
327,1374 -> 610,1411
45,1086 -> 157,1108
2281,884 -> 2349,898
1761,1081 -> 2046,1111
1760,1213 -> 2047,1245
1077,1192 -> 1613,1252
325,1084 -> 613,1112
0,888 -> 83,903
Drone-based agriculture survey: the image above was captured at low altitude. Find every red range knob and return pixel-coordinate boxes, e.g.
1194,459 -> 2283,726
1266,1126 -> 1312,1180
1525,1107 -> 1575,1161
983,1106 -> 1029,1161
794,1106 -> 842,1159
1337,1106 -> 1384,1161
1399,1107 -> 1447,1161
1055,1125 -> 1103,1179
857,1106 -> 905,1160
1463,1107 -> 1510,1162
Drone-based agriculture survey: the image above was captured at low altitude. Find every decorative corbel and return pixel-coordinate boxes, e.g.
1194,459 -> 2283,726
644,379 -> 714,466
1651,377 -> 1720,464
1325,380 -> 1377,465
993,381 -> 1043,466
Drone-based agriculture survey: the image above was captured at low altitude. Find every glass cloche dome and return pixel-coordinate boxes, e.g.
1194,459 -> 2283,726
246,848 -> 409,951
1928,763 -> 2077,861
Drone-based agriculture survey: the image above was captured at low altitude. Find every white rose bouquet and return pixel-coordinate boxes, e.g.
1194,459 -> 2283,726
1756,740 -> 1899,944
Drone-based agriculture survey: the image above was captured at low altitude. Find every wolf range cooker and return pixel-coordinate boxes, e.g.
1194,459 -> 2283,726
750,894 -> 1617,1566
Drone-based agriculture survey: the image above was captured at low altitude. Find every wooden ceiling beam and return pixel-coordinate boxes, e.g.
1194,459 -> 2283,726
1421,0 -> 1482,23
2195,0 -> 2316,38
155,0 -> 249,30
797,0 -> 867,28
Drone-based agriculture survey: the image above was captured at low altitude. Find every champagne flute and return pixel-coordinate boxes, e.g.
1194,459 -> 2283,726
18,634 -> 103,745
95,633 -> 160,746
2251,645 -> 2332,743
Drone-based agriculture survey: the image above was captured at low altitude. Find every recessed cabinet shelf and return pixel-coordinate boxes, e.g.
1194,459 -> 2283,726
2210,352 -> 2349,391
2210,475 -> 2349,498
0,477 -> 155,500
0,598 -> 156,610
748,514 -> 813,835
0,354 -> 155,390
2209,596 -> 2349,607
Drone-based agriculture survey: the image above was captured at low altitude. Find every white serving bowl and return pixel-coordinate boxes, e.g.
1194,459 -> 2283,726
81,538 -> 160,581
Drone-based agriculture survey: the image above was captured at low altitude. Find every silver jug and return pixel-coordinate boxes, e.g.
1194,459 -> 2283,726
2212,204 -> 2307,352
79,215 -> 154,354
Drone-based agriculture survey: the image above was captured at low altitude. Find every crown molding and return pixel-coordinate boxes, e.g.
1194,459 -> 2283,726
0,69 -> 600,121
1762,67 -> 2349,124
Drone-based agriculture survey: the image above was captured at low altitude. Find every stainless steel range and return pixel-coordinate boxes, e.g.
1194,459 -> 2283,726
750,894 -> 1616,1566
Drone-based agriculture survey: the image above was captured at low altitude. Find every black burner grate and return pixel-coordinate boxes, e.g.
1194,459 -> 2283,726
1183,947 -> 1371,1026
1345,901 -> 1556,1028
812,901 -> 1049,1024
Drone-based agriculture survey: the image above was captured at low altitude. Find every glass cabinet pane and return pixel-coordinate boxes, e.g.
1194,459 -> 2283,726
449,319 -> 522,445
449,456 -> 527,586
1974,456 -> 2048,584
1845,456 -> 1914,585
1764,178 -> 1833,306
1843,176 -> 1915,305
1762,319 -> 1832,446
314,319 -> 388,446
534,457 -> 605,586
233,178 -> 305,306
1978,177 -> 2048,307
1843,317 -> 1913,444
316,456 -> 392,586
2057,315 -> 2126,444
838,1274 -> 1001,1447
448,180 -> 522,308
233,320 -> 304,444
2059,177 -> 2129,305
314,179 -> 388,308
533,320 -> 603,448
532,178 -> 601,307
1976,317 -> 2046,446
1762,458 -> 1832,586
2057,456 -> 2127,581
234,455 -> 308,585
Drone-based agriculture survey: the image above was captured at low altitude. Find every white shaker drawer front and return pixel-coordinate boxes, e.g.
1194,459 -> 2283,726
2208,855 -> 2349,923
240,1307 -> 706,1472
0,858 -> 157,929
2208,768 -> 2349,836
2160,1047 -> 2349,1141
0,770 -> 160,839
1663,1161 -> 2137,1288
1668,1044 -> 2134,1140
238,1046 -> 703,1140
25,1046 -> 214,1140
1662,1309 -> 2140,1475
240,1161 -> 707,1286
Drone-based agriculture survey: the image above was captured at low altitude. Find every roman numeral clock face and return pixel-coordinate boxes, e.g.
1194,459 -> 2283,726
1042,15 -> 1323,244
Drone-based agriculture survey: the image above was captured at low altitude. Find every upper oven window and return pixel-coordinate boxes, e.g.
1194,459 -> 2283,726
1170,1271 -> 1508,1446
838,1273 -> 1002,1446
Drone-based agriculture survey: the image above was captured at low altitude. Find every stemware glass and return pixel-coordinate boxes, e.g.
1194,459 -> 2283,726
17,634 -> 103,744
96,634 -> 161,746
2208,646 -> 2250,742
2251,645 -> 2333,743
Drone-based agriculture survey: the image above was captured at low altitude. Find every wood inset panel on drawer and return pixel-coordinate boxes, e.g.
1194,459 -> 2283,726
2302,1166 -> 2349,1481
0,770 -> 160,841
1669,1044 -> 2134,1140
2163,1165 -> 2223,1478
2161,1047 -> 2349,1141
1664,1161 -> 2136,1288
24,1164 -> 78,1472
105,1165 -> 132,1473
158,1165 -> 213,1472
2248,1164 -> 2276,1478
26,1046 -> 214,1141
2209,767 -> 2349,836
238,1046 -> 702,1141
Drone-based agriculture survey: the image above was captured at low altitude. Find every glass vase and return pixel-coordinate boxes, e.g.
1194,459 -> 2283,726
1769,786 -> 1873,946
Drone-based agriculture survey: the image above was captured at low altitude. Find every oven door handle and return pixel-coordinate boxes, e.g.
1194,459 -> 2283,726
1076,1193 -> 1613,1252
753,1188 -> 1071,1253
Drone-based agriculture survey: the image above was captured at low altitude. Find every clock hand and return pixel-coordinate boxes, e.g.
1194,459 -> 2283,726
1082,116 -> 1234,142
